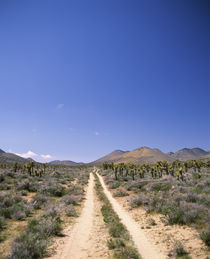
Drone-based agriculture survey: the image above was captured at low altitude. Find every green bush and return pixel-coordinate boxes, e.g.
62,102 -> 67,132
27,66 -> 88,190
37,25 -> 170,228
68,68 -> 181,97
162,206 -> 185,225
65,205 -> 77,217
173,241 -> 188,257
109,222 -> 128,238
0,216 -> 6,231
113,246 -> 140,259
200,229 -> 210,246
8,232 -> 48,259
152,183 -> 171,192
108,238 -> 125,249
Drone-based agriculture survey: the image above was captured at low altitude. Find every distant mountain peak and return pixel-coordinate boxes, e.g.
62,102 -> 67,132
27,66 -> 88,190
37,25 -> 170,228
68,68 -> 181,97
135,146 -> 151,150
0,149 -> 5,153
112,150 -> 126,154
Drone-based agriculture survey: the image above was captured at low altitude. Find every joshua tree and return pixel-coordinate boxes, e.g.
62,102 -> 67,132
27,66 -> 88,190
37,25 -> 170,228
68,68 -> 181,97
114,164 -> 118,180
43,163 -> 48,173
13,162 -> 18,173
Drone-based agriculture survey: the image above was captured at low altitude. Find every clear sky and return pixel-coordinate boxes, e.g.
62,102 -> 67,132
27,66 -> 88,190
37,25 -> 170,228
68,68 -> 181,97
0,0 -> 210,162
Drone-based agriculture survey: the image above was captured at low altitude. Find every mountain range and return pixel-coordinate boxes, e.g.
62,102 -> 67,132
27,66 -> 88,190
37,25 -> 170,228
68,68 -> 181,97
0,149 -> 32,164
0,147 -> 209,165
49,160 -> 84,166
91,147 -> 210,165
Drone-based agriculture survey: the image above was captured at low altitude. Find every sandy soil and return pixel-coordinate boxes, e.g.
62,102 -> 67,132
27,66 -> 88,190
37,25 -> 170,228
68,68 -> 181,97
114,194 -> 209,259
48,170 -> 209,259
49,172 -> 110,259
97,172 -> 166,259
103,181 -> 210,259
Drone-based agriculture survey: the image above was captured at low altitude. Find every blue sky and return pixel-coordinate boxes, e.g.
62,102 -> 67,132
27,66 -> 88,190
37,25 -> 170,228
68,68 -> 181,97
0,0 -> 210,162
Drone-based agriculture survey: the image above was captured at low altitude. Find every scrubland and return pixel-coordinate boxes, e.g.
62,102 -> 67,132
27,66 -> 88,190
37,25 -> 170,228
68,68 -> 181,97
0,163 -> 89,258
100,160 -> 210,258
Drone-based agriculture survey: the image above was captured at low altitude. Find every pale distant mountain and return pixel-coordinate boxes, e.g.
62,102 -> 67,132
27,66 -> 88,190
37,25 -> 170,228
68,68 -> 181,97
169,148 -> 208,161
49,160 -> 84,166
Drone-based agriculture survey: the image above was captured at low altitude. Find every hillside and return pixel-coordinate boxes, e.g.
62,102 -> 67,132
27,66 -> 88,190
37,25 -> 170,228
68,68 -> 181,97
200,153 -> 210,161
0,149 -> 5,153
0,152 -> 29,164
91,147 -> 209,165
169,148 -> 208,161
49,160 -> 84,166
91,150 -> 128,165
118,147 -> 173,164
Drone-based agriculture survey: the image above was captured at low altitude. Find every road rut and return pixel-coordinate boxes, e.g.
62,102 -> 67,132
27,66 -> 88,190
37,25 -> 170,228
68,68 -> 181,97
97,172 -> 166,259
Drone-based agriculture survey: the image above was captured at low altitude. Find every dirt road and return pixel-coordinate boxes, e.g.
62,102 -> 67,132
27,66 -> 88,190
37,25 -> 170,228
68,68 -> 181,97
50,172 -> 110,259
51,171 -> 166,259
96,172 -> 166,259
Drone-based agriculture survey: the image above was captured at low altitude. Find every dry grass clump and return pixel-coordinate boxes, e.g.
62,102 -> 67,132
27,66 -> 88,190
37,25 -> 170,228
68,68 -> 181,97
171,240 -> 191,258
113,188 -> 129,197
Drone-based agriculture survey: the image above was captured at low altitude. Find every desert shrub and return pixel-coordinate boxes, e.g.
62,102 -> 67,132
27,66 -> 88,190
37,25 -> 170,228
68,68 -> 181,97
101,203 -> 118,224
12,210 -> 26,221
182,204 -> 202,224
109,181 -> 120,189
200,229 -> 210,246
193,187 -> 202,194
151,182 -> 171,192
130,194 -> 149,209
9,206 -> 63,258
0,174 -> 5,182
108,238 -> 125,249
68,185 -> 84,195
184,193 -> 199,203
40,182 -> 66,197
0,234 -> 6,242
32,194 -> 49,210
126,180 -> 148,192
173,241 -> 188,257
78,174 -> 89,185
8,232 -> 48,259
0,193 -> 32,220
65,205 -> 77,217
0,216 -> 6,231
16,179 -> 38,192
130,196 -> 143,208
21,190 -> 28,196
162,205 -> 185,225
113,246 -> 140,259
61,194 -> 81,205
36,216 -> 62,237
113,188 -> 129,197
0,183 -> 11,190
147,218 -> 156,226
109,222 -> 128,239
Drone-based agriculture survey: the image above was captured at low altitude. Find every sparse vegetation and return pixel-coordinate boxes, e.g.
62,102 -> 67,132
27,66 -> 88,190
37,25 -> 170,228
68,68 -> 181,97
101,160 -> 210,247
200,228 -> 210,247
94,172 -> 141,259
173,241 -> 190,258
0,161 -> 90,258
